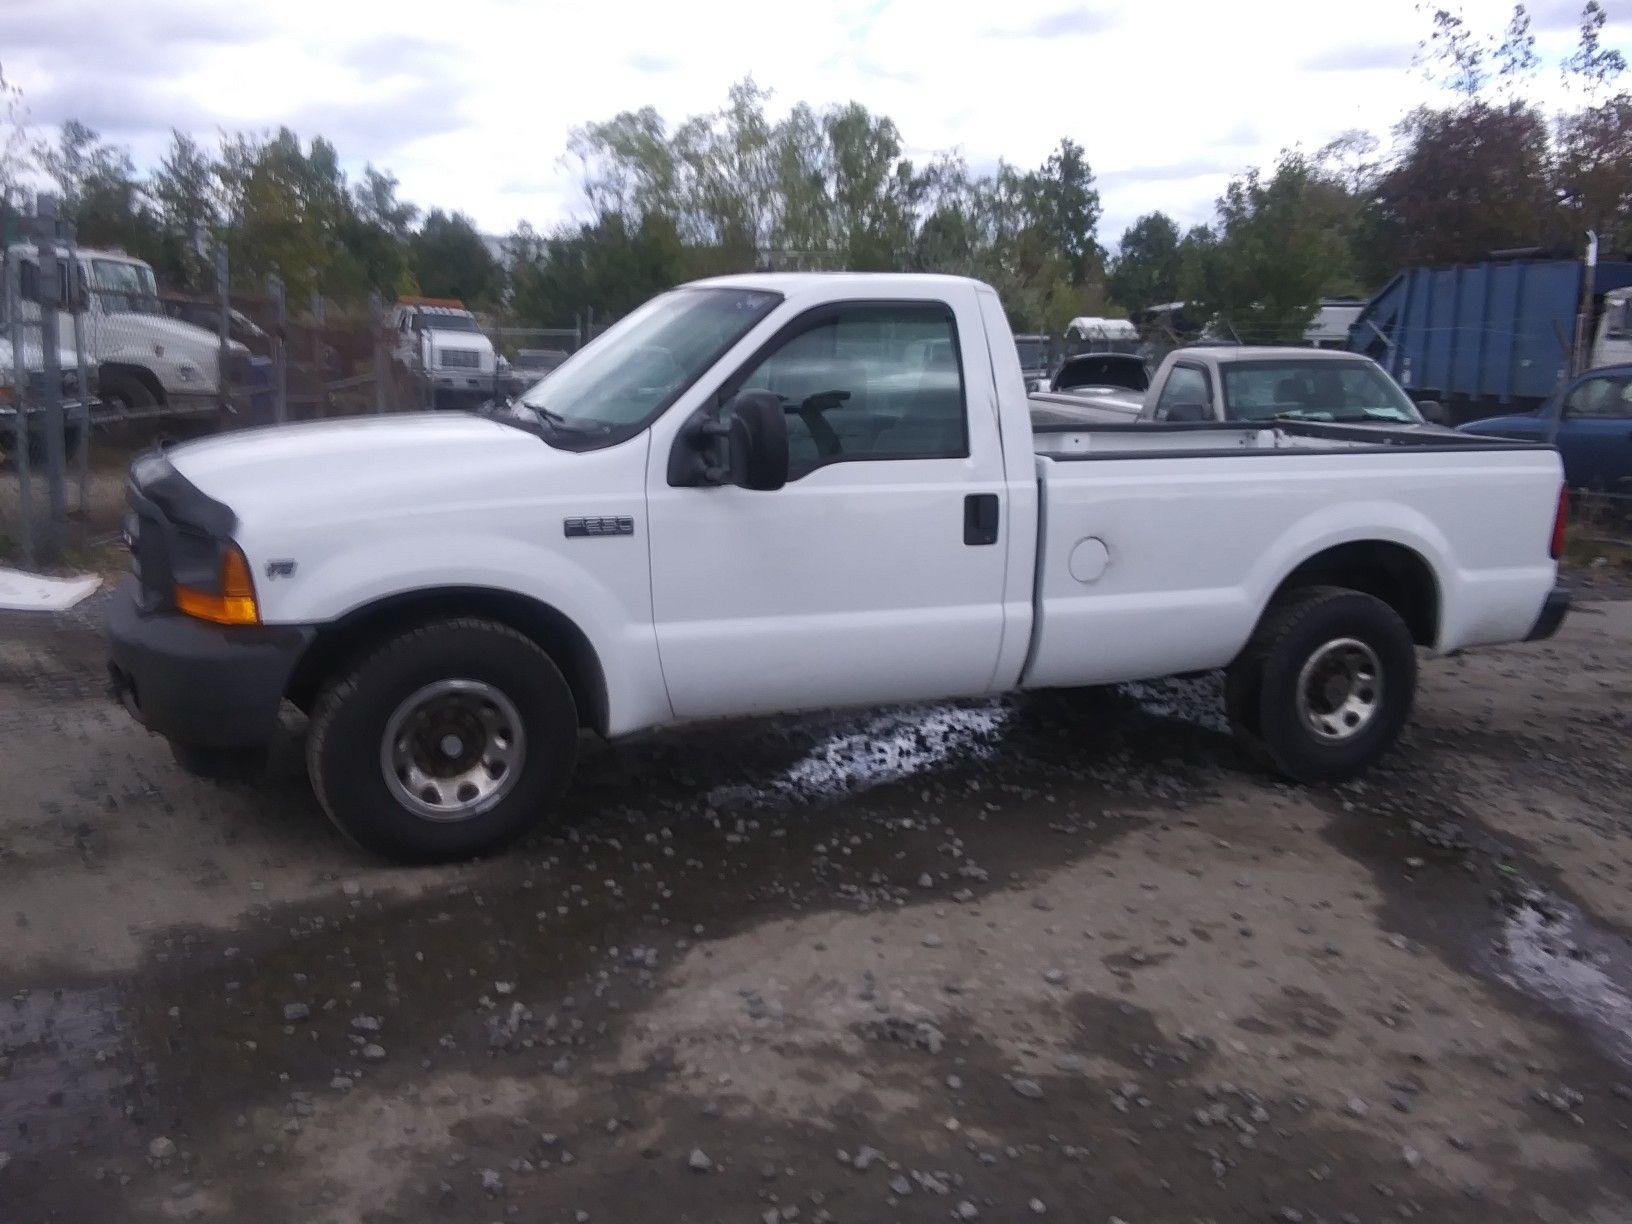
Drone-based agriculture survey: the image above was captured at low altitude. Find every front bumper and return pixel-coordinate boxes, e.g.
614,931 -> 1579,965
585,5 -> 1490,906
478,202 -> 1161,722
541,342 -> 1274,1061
1524,585 -> 1571,643
106,578 -> 314,747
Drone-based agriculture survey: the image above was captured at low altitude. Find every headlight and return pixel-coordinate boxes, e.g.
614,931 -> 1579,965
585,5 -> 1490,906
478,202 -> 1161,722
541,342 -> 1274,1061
175,542 -> 260,626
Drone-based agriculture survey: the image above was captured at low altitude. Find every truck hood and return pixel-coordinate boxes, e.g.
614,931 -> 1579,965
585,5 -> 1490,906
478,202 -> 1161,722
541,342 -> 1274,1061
166,413 -> 532,522
106,312 -> 250,356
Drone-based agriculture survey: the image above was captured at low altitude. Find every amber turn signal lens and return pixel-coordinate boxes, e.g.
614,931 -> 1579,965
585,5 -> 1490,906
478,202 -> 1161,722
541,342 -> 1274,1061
175,544 -> 260,625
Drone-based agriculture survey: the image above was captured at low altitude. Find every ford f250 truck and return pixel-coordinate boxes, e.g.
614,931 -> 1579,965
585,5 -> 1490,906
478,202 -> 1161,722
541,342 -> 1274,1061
1032,346 -> 1444,428
107,274 -> 1571,862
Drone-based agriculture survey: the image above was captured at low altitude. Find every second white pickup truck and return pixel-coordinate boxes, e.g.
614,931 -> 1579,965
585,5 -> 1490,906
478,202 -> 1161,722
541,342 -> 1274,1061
108,274 -> 1570,861
1032,345 -> 1444,428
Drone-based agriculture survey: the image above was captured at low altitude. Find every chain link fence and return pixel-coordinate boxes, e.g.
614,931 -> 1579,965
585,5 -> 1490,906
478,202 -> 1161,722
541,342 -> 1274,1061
1,199 -> 615,570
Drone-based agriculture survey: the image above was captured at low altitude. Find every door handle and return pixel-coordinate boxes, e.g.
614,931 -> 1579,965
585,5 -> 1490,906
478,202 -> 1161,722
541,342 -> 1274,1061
963,493 -> 999,545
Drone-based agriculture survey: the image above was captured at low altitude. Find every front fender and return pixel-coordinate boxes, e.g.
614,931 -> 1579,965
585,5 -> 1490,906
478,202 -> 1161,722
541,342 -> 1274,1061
247,528 -> 670,737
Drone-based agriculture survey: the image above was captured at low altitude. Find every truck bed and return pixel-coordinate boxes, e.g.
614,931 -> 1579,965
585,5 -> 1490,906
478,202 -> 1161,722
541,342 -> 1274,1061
1030,418 -> 1539,458
1022,418 -> 1561,692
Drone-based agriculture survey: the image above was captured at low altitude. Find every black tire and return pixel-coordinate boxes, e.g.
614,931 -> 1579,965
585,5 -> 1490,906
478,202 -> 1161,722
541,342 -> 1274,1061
101,371 -> 159,416
306,617 -> 577,862
1225,585 -> 1416,784
171,741 -> 268,783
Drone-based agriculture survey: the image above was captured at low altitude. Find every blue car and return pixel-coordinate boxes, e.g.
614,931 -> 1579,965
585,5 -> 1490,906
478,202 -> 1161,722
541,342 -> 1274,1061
1458,365 -> 1632,491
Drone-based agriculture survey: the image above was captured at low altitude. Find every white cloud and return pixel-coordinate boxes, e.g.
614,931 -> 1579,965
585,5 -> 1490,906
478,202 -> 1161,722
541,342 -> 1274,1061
3,0 -> 1628,248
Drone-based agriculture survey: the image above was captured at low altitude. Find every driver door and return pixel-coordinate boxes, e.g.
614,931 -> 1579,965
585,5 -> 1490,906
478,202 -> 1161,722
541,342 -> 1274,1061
645,297 -> 1010,720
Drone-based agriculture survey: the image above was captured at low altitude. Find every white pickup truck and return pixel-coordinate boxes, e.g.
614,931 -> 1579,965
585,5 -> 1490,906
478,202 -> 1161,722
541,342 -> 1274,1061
1032,346 -> 1445,429
108,274 -> 1570,861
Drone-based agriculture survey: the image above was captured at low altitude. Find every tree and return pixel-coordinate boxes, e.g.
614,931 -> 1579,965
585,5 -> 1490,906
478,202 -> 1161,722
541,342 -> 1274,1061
0,61 -> 28,209
35,120 -> 158,254
1417,7 -> 1489,97
510,210 -> 686,326
147,131 -> 217,290
1019,138 -> 1102,285
353,166 -> 419,240
1563,1 -> 1627,100
1364,101 -> 1555,274
410,209 -> 503,308
1554,96 -> 1632,252
1107,212 -> 1182,313
1185,153 -> 1355,342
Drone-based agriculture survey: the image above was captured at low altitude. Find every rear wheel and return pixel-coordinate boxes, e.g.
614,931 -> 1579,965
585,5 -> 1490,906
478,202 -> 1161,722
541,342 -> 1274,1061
306,618 -> 577,862
1225,585 -> 1416,783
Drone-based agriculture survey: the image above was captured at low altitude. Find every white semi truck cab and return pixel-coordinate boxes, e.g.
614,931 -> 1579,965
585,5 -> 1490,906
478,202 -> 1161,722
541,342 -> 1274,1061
108,274 -> 1570,862
6,243 -> 246,418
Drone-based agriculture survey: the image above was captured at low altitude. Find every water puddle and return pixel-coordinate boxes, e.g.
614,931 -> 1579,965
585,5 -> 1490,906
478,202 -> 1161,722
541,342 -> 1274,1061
2,983 -> 131,1152
1496,885 -> 1632,1067
707,701 -> 1010,807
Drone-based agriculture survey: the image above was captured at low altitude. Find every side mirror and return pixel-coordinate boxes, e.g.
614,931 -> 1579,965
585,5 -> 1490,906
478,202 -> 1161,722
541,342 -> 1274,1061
724,390 -> 788,491
1160,401 -> 1210,423
1415,399 -> 1448,425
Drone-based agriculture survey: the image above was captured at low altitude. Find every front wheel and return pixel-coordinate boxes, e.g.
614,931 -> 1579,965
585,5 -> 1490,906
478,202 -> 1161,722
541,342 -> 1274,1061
1225,586 -> 1416,784
306,618 -> 578,862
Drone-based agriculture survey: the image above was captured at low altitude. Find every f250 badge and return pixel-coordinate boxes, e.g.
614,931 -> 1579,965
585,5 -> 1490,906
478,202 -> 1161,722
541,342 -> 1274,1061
265,560 -> 297,579
563,516 -> 634,538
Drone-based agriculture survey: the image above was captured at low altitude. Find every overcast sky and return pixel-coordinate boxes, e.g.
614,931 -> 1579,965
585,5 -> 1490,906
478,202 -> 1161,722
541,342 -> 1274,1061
2,0 -> 1628,247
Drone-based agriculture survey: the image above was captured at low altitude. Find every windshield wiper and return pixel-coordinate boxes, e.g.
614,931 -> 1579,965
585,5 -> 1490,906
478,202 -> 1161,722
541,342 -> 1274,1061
520,403 -> 610,434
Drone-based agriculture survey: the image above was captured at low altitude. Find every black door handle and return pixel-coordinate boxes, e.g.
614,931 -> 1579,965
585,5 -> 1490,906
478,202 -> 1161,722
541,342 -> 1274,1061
964,493 -> 999,545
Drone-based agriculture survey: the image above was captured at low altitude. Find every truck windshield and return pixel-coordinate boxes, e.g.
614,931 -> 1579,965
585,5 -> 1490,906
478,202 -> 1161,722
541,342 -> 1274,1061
518,287 -> 780,443
420,313 -> 480,333
1222,361 -> 1419,424
91,260 -> 160,314
1015,338 -> 1048,369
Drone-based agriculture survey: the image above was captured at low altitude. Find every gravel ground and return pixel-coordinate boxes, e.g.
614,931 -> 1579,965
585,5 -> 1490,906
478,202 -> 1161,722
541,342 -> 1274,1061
1,599 -> 1631,1223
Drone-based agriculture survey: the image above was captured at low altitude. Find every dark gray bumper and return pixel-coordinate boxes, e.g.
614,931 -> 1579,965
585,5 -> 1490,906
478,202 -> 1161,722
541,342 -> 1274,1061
1524,585 -> 1571,643
106,578 -> 314,747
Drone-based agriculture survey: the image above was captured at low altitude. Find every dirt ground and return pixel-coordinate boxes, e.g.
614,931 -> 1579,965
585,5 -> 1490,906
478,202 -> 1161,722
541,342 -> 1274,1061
2,592 -> 1631,1224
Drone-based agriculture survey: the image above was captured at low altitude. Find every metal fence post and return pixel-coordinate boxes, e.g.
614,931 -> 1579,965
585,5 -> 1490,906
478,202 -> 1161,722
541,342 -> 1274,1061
5,248 -> 34,569
66,232 -> 90,516
370,291 -> 387,415
33,203 -> 66,564
310,286 -> 326,418
267,272 -> 287,425
215,245 -> 232,422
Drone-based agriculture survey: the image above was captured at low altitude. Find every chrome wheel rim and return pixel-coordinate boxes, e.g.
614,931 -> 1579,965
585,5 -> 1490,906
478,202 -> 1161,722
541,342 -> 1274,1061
381,679 -> 526,822
1296,637 -> 1382,743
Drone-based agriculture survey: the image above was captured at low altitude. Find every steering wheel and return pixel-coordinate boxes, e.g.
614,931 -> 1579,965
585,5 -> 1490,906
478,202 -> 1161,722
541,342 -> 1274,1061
791,388 -> 849,458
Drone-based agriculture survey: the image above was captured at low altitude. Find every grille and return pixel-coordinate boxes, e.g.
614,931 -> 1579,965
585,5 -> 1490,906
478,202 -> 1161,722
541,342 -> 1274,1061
438,348 -> 481,370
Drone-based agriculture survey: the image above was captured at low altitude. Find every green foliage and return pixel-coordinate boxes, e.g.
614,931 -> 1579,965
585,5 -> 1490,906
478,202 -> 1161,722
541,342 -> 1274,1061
1107,212 -> 1183,313
1183,154 -> 1356,342
1362,101 -> 1556,277
409,209 -> 503,308
36,121 -> 160,256
509,211 -> 686,326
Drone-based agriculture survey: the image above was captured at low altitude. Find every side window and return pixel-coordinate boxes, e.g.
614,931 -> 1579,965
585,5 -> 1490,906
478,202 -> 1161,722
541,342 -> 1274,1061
732,303 -> 967,478
1565,375 -> 1632,420
1157,364 -> 1209,412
